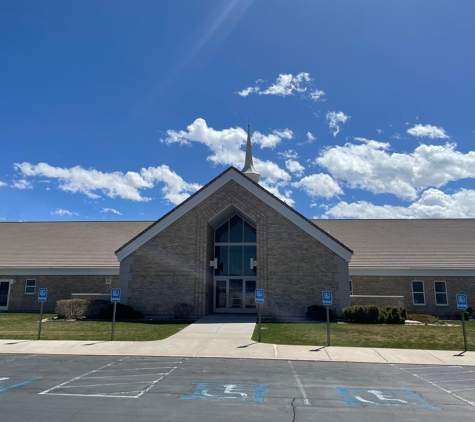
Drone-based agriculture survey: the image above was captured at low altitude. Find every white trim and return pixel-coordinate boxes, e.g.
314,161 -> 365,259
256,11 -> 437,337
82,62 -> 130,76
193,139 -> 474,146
0,279 -> 14,311
0,267 -> 119,276
349,267 -> 475,277
24,279 -> 36,295
412,280 -> 426,306
116,168 -> 353,262
434,280 -> 449,306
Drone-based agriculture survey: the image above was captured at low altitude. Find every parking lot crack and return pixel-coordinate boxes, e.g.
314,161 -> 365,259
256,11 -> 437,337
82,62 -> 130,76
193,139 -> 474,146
290,398 -> 296,422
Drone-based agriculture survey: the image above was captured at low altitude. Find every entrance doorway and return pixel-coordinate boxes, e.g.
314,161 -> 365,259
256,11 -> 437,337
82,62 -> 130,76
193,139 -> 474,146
0,280 -> 12,311
212,214 -> 257,313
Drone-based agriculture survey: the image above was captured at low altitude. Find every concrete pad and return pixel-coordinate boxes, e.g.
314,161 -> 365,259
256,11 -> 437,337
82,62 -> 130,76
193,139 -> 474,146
425,350 -> 475,366
373,348 -> 445,365
325,346 -> 388,363
275,344 -> 331,361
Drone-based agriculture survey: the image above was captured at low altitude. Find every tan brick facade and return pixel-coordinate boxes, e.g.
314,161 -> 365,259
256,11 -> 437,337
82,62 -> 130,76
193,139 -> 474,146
3,274 -> 118,313
350,275 -> 475,318
123,180 -> 348,318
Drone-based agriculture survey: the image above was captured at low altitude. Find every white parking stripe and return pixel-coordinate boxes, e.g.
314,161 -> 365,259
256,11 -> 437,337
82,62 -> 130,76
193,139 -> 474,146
288,361 -> 311,405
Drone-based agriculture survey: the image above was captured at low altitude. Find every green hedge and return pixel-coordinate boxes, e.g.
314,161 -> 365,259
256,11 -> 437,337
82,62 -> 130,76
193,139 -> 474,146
342,305 -> 407,324
306,305 -> 337,322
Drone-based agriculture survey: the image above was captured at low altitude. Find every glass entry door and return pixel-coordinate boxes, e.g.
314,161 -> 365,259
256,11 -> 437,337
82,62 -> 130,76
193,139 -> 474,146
214,278 -> 257,313
0,281 -> 11,311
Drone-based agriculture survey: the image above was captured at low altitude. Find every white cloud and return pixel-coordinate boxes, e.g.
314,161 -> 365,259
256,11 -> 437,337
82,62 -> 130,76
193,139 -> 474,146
161,118 -> 292,185
326,111 -> 350,137
407,124 -> 449,139
285,159 -> 305,177
316,139 -> 475,200
101,208 -> 122,215
11,179 -> 33,190
323,188 -> 475,219
376,129 -> 383,134
14,162 -> 201,205
307,132 -> 316,142
236,72 -> 325,101
259,181 -> 294,207
391,132 -> 404,140
292,173 -> 343,199
53,209 -> 78,216
278,150 -> 298,159
0,181 -> 6,187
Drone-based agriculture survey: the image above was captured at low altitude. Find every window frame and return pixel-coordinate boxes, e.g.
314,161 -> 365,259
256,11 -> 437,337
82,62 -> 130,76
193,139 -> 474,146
411,280 -> 425,306
24,279 -> 36,295
434,280 -> 448,306
349,279 -> 353,295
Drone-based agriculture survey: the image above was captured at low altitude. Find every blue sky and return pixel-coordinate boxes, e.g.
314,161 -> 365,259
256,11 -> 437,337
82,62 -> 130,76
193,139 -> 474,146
1,0 -> 475,222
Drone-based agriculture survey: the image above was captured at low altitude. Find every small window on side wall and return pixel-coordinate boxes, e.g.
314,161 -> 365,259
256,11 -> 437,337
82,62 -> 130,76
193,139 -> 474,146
434,281 -> 448,306
25,279 -> 36,295
412,280 -> 425,305
349,279 -> 353,295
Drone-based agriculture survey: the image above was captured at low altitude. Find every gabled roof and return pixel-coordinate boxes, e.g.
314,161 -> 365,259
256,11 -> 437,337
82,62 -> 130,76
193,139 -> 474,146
0,221 -> 153,274
116,167 -> 353,262
313,218 -> 475,274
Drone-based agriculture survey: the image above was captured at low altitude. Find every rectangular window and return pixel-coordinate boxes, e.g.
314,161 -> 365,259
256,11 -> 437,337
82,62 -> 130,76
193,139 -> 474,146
25,279 -> 36,295
434,281 -> 448,306
349,279 -> 353,295
412,280 -> 425,305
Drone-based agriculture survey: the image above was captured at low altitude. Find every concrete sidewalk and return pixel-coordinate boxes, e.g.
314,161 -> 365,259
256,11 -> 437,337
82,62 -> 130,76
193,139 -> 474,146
0,314 -> 474,366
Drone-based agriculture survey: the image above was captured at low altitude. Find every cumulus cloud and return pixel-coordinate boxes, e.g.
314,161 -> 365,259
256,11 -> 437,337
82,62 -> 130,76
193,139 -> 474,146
14,162 -> 201,205
316,139 -> 475,200
53,209 -> 78,216
292,174 -> 343,199
0,181 -> 7,187
307,132 -> 316,142
236,72 -> 325,101
326,111 -> 350,137
161,118 -> 292,185
323,188 -> 475,219
278,150 -> 298,159
285,159 -> 305,176
259,181 -> 294,207
101,208 -> 122,215
11,179 -> 33,190
407,124 -> 449,139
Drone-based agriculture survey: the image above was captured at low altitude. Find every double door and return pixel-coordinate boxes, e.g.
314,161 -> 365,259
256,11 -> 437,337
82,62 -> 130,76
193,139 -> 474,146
214,278 -> 256,313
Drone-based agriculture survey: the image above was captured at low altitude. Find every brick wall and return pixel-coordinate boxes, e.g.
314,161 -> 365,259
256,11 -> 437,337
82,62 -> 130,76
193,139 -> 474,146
4,274 -> 118,313
126,180 -> 347,317
350,295 -> 405,308
350,275 -> 475,318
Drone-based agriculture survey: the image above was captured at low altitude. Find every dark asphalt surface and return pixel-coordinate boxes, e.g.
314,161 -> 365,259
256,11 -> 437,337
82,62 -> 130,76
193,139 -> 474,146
0,354 -> 474,422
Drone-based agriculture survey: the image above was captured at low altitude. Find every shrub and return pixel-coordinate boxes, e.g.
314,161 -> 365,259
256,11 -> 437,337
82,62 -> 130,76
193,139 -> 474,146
173,303 -> 194,319
56,299 -> 92,319
407,313 -> 438,324
98,303 -> 143,320
342,305 -> 407,324
306,305 -> 336,322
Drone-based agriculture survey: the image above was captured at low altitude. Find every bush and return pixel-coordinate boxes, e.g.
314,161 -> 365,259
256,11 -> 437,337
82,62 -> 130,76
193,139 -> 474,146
173,303 -> 194,319
407,313 -> 438,324
56,299 -> 92,319
342,305 -> 407,324
306,305 -> 337,322
455,307 -> 474,321
98,303 -> 143,320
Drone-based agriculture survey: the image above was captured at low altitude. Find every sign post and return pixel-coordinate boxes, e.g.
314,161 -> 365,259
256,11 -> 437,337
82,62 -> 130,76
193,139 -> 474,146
37,288 -> 48,340
457,294 -> 468,351
255,289 -> 264,342
322,291 -> 333,347
110,288 -> 121,341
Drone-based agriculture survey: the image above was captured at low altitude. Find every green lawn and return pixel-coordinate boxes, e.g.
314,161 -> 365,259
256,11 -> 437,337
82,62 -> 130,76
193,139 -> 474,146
0,313 -> 190,341
252,321 -> 475,351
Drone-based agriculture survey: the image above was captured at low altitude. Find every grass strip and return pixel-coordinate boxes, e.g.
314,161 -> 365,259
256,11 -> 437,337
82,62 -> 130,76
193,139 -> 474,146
252,321 -> 475,351
0,313 -> 189,341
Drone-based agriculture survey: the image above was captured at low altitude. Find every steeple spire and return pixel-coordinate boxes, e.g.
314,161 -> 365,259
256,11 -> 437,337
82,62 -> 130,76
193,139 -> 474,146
241,124 -> 260,183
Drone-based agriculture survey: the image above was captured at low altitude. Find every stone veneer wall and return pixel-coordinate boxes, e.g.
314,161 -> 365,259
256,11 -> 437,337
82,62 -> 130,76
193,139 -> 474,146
124,180 -> 349,317
3,274 -> 119,313
349,275 -> 475,318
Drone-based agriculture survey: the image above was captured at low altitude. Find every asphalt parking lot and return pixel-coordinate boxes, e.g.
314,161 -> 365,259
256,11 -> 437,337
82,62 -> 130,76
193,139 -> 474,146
0,354 -> 474,422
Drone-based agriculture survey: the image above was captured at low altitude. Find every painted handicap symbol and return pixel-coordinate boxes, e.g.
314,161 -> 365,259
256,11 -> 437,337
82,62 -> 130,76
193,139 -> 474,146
0,376 -> 42,393
181,382 -> 268,403
335,387 -> 439,410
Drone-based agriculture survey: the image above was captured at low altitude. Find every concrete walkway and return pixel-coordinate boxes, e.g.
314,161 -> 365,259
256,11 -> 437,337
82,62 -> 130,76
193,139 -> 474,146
1,314 -> 474,366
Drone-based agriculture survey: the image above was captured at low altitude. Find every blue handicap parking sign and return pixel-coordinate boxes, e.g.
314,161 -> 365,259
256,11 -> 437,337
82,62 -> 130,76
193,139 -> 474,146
255,289 -> 264,304
457,294 -> 468,310
111,288 -> 121,303
38,288 -> 48,302
322,291 -> 332,306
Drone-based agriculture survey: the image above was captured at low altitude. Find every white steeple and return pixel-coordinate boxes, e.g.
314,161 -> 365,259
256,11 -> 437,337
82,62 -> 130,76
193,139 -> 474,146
241,124 -> 260,183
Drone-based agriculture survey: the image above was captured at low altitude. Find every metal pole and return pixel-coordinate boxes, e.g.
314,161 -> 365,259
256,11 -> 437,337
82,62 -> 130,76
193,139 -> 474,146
461,310 -> 468,352
326,305 -> 330,347
111,302 -> 117,341
37,302 -> 44,340
258,302 -> 262,342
